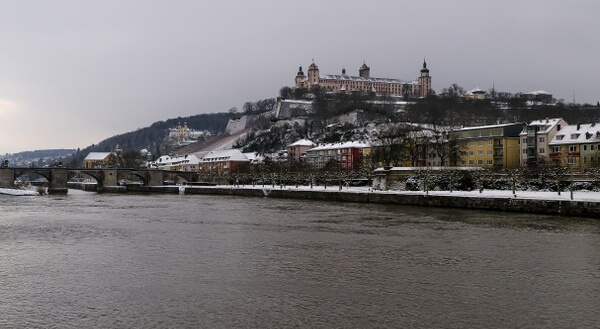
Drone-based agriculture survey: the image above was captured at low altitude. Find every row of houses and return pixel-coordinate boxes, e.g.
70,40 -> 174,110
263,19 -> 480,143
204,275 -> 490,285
450,118 -> 600,171
287,117 -> 600,173
83,117 -> 600,175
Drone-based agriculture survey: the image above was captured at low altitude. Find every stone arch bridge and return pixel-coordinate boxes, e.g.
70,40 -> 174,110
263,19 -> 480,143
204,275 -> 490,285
0,167 -> 198,194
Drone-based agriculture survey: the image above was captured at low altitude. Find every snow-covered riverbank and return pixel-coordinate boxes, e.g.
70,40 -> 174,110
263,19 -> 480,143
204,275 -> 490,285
0,188 -> 40,196
191,185 -> 600,203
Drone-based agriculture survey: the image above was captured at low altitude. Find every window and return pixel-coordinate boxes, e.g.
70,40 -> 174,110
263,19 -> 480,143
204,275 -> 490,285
539,137 -> 545,142
556,135 -> 564,140
488,140 -> 493,145
478,160 -> 483,165
569,145 -> 577,152
523,149 -> 527,154
584,145 -> 588,151
469,160 -> 474,165
487,159 -> 493,165
568,157 -> 576,164
478,150 -> 483,155
469,151 -> 474,156
539,148 -> 545,154
478,140 -> 483,146
488,150 -> 493,155
522,138 -> 527,144
592,145 -> 596,151
552,146 -> 561,153
469,141 -> 475,146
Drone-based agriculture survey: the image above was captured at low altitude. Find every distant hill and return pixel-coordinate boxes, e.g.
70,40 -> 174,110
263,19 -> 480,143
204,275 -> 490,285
2,149 -> 76,167
63,112 -> 230,167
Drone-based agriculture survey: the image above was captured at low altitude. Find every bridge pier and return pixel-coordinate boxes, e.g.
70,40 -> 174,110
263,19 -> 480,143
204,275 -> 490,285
148,170 -> 165,186
0,168 -> 16,189
48,167 -> 69,194
103,169 -> 119,187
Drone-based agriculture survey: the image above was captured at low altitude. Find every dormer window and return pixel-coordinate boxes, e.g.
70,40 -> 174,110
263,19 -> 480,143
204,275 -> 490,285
571,134 -> 580,139
556,135 -> 564,140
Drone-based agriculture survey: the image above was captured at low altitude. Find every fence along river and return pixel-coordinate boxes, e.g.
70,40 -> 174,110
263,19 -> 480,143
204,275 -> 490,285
1,190 -> 599,328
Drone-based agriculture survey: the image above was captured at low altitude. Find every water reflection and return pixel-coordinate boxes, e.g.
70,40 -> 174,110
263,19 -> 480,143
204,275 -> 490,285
1,191 -> 599,328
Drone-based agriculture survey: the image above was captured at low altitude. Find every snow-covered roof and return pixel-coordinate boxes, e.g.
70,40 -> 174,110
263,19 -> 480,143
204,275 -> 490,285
84,152 -> 112,161
281,99 -> 312,105
549,123 -> 600,145
289,139 -> 315,147
153,154 -> 199,166
200,149 -> 249,162
243,152 -> 263,163
519,118 -> 565,135
467,87 -> 486,94
308,141 -> 371,152
319,74 -> 416,84
525,90 -> 551,95
451,122 -> 524,132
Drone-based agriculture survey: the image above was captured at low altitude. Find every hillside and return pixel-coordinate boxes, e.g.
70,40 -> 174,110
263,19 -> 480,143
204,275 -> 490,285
1,149 -> 76,167
63,112 -> 230,167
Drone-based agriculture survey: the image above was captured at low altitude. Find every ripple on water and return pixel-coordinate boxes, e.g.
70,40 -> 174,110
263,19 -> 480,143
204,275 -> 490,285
1,193 -> 599,328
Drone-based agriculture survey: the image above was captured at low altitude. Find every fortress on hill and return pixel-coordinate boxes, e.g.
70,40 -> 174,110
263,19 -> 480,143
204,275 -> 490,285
294,59 -> 432,98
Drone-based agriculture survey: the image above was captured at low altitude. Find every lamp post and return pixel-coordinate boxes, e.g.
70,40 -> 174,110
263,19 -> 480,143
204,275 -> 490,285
568,154 -> 574,200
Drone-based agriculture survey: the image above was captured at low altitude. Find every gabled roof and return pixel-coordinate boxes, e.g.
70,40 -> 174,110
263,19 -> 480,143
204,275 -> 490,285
520,118 -> 566,136
84,152 -> 112,161
549,123 -> 600,145
307,141 -> 371,152
200,149 -> 249,162
153,154 -> 200,165
289,139 -> 315,147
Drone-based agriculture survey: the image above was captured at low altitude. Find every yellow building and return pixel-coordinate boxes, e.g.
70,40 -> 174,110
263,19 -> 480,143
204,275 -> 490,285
82,152 -> 116,169
450,123 -> 525,170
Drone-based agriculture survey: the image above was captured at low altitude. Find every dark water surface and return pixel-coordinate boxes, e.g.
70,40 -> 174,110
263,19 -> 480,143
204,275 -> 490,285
1,190 -> 599,328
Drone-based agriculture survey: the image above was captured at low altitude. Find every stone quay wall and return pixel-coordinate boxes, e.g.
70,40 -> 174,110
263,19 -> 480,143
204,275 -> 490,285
184,187 -> 600,218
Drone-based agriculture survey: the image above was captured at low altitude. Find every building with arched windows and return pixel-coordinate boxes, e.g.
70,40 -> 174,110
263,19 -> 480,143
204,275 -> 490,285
294,60 -> 432,98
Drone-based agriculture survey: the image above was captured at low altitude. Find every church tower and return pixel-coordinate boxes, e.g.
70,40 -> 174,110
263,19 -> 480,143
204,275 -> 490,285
295,66 -> 306,89
307,61 -> 320,89
418,59 -> 432,98
359,62 -> 370,78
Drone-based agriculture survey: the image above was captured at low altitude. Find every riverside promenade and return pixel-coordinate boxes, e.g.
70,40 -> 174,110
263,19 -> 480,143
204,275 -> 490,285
183,185 -> 600,219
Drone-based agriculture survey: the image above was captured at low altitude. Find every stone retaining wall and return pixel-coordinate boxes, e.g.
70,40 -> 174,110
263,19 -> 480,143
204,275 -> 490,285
184,187 -> 600,218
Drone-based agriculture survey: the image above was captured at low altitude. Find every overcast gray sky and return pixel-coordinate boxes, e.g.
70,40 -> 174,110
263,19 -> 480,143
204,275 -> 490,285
1,0 -> 599,154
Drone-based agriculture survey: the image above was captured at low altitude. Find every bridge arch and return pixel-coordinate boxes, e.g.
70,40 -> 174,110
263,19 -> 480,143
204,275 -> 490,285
71,170 -> 105,188
117,170 -> 148,186
162,170 -> 198,185
12,169 -> 51,188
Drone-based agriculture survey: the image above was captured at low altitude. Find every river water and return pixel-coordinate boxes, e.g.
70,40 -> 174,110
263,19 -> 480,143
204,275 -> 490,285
1,190 -> 599,328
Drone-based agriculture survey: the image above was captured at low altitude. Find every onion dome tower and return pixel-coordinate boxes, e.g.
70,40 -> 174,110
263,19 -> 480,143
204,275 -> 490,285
419,58 -> 432,98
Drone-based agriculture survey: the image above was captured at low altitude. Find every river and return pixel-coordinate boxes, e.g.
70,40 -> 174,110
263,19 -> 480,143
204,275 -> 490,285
1,189 -> 599,328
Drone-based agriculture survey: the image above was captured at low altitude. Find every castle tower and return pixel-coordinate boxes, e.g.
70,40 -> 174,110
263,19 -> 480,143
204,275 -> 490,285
295,66 -> 306,88
307,61 -> 320,89
418,58 -> 432,98
359,62 -> 370,78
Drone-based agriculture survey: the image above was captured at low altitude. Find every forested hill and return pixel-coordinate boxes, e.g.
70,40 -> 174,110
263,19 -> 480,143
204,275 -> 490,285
65,112 -> 230,167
